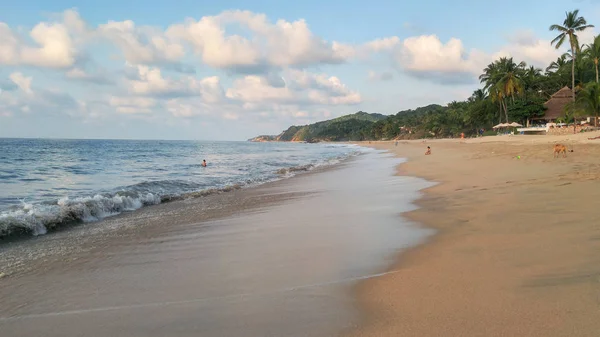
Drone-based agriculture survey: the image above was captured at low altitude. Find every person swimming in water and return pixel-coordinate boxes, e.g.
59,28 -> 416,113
201,159 -> 207,167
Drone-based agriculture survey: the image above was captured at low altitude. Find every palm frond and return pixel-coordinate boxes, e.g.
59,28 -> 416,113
575,24 -> 594,31
551,33 -> 566,48
549,24 -> 567,32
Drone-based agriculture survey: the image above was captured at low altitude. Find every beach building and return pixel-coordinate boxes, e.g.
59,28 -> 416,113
519,86 -> 597,134
526,86 -> 598,126
526,86 -> 573,127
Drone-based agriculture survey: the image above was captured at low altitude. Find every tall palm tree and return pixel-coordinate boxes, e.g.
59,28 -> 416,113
550,9 -> 594,101
480,61 -> 504,122
583,35 -> 600,83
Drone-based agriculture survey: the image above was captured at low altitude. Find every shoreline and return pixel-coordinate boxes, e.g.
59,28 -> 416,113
0,145 -> 363,243
0,149 -> 430,337
347,136 -> 600,336
0,152 -> 365,279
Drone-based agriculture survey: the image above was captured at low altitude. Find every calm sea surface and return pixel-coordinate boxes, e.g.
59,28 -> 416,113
0,139 -> 363,237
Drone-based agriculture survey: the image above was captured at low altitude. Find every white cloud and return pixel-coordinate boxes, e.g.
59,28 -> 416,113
1,72 -> 89,118
398,35 -> 488,79
165,98 -> 210,118
225,69 -> 361,106
366,30 -> 586,83
166,10 -> 352,72
97,20 -> 185,65
109,96 -> 157,114
0,11 -> 83,68
9,72 -> 33,95
365,36 -> 400,52
491,30 -> 566,68
125,65 -> 225,101
226,76 -> 295,103
368,70 -> 394,81
65,67 -> 113,84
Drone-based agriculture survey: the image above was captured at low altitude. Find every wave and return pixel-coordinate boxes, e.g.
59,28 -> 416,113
0,147 -> 364,240
0,144 -> 364,239
275,154 -> 351,176
276,164 -> 314,175
0,192 -> 161,238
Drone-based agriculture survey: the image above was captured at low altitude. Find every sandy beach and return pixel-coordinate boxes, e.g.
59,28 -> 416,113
348,132 -> 600,336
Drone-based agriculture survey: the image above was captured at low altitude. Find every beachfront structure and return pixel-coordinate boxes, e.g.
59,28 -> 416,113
526,86 -> 598,127
527,86 -> 573,126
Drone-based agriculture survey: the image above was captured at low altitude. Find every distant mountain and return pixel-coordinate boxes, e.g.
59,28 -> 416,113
248,111 -> 388,142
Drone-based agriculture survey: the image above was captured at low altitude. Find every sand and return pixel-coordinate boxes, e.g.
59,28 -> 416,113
348,132 -> 600,336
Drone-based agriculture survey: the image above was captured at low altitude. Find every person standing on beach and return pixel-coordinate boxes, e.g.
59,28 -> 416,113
425,146 -> 431,155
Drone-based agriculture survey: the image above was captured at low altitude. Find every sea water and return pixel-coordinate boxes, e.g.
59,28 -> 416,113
0,139 -> 363,237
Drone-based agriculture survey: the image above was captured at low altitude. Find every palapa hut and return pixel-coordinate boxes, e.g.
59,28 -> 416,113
527,86 -> 573,126
527,86 -> 599,126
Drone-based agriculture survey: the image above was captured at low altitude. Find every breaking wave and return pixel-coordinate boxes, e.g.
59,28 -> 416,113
0,192 -> 161,238
0,148 -> 363,239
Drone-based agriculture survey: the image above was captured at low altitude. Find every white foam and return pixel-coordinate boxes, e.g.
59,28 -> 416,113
0,192 -> 161,237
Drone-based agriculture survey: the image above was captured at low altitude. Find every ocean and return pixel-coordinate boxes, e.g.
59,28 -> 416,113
0,138 -> 363,238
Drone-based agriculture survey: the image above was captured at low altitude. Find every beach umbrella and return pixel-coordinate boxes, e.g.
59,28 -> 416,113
492,123 -> 508,129
509,122 -> 523,127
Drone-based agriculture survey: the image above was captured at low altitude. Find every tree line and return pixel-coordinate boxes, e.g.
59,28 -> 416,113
366,9 -> 600,140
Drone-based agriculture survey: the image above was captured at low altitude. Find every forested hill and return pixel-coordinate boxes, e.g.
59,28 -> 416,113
248,111 -> 388,142
248,106 -> 446,142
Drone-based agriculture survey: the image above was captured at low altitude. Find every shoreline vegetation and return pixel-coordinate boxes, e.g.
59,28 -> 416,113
347,133 -> 600,336
251,10 -> 600,143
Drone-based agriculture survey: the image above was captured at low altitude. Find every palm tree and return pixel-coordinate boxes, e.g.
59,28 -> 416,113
583,35 -> 600,83
480,61 -> 504,122
479,57 -> 526,123
550,9 -> 594,101
468,89 -> 486,103
567,82 -> 600,126
496,58 -> 526,103
479,62 -> 501,91
523,66 -> 543,96
546,54 -> 569,74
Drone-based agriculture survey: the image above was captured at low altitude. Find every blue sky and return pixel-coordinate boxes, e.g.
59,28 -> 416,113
1,0 -> 599,140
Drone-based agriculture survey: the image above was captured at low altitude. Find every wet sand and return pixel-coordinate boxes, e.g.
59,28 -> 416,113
349,134 -> 600,337
0,151 -> 430,337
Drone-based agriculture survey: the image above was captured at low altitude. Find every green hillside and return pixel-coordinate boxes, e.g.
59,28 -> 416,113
265,111 -> 388,142
248,107 -> 444,142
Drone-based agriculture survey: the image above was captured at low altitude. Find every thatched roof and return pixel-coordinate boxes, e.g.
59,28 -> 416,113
533,86 -> 573,120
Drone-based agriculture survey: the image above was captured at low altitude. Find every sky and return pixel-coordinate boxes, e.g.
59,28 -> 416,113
2,0 -> 600,140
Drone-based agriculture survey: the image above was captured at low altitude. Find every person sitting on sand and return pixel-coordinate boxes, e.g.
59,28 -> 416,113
425,146 -> 431,155
201,159 -> 207,167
